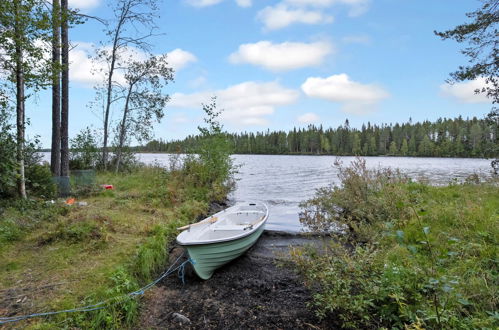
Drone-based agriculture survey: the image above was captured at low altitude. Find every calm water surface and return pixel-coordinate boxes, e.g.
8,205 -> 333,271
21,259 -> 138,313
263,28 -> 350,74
42,153 -> 492,231
136,154 -> 493,232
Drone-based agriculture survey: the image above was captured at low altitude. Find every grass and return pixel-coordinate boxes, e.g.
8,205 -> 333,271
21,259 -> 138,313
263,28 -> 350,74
293,159 -> 498,329
0,166 -> 210,329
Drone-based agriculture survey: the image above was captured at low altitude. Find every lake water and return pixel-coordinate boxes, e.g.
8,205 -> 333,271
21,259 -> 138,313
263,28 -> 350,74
136,154 -> 493,232
41,153 -> 493,232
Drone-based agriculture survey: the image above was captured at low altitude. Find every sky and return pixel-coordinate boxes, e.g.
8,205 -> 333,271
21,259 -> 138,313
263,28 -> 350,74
24,0 -> 494,147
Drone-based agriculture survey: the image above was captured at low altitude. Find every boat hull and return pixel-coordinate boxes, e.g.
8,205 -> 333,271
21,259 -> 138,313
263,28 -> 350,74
185,224 -> 265,280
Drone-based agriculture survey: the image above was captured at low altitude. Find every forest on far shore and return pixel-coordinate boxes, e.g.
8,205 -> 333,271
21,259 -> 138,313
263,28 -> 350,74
139,116 -> 498,158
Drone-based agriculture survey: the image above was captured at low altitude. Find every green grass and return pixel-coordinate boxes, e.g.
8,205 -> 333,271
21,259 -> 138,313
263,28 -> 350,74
293,168 -> 498,329
0,166 -> 210,329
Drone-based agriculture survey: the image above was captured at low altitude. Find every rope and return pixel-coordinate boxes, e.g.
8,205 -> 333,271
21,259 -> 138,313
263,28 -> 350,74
0,254 -> 192,325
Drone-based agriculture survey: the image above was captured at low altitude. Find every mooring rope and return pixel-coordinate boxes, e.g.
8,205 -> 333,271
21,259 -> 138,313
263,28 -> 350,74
0,254 -> 193,325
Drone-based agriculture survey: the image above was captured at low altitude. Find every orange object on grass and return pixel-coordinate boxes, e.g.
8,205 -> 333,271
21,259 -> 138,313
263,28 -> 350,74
65,198 -> 75,205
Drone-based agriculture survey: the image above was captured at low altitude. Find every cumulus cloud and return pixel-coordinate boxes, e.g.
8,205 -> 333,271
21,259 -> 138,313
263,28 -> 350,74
229,41 -> 332,72
301,73 -> 389,114
69,42 -> 102,86
68,0 -> 101,10
297,112 -> 320,123
170,81 -> 299,125
185,0 -> 224,7
440,78 -> 491,103
69,44 -> 196,87
167,49 -> 197,72
257,4 -> 333,30
235,0 -> 252,7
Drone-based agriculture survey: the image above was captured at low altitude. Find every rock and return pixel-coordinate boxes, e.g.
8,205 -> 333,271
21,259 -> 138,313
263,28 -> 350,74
172,312 -> 191,325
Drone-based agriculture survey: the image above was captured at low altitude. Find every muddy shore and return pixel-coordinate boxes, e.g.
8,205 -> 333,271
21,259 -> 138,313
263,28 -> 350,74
139,230 -> 335,329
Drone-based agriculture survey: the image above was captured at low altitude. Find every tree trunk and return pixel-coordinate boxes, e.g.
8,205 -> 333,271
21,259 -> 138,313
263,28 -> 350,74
115,84 -> 133,173
60,0 -> 69,177
102,36 -> 120,169
14,0 -> 26,199
102,3 -> 129,169
50,0 -> 61,176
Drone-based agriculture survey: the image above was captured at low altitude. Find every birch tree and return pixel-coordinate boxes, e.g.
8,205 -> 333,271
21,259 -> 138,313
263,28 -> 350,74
114,54 -> 173,172
94,0 -> 160,168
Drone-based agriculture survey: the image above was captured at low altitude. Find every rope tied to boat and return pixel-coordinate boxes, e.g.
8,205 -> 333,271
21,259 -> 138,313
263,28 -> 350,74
177,257 -> 195,285
0,254 -> 191,325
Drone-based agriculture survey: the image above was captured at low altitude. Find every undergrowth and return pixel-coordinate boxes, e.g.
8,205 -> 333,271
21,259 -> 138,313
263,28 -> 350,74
293,158 -> 498,329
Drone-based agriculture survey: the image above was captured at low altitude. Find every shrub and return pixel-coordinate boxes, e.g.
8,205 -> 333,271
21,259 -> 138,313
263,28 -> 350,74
0,108 -> 17,198
299,157 -> 410,242
183,97 -> 235,203
25,163 -> 56,198
69,127 -> 100,170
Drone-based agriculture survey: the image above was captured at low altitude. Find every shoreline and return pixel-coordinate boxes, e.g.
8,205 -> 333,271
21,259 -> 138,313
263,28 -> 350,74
139,230 -> 333,329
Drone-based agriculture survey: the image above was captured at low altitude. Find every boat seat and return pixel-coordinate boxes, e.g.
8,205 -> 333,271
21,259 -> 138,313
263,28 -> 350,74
211,225 -> 251,231
234,211 -> 265,215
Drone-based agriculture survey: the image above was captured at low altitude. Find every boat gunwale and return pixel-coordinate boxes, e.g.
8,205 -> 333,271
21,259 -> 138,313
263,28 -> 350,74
176,202 -> 268,246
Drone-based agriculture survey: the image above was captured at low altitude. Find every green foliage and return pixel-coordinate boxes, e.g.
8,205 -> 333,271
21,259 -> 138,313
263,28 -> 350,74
65,268 -> 140,329
435,0 -> 498,106
299,157 -> 410,242
0,110 -> 56,198
182,97 -> 235,203
25,163 -> 56,198
70,127 -> 100,170
144,116 -> 498,159
293,161 -> 499,329
0,109 -> 17,198
0,218 -> 23,243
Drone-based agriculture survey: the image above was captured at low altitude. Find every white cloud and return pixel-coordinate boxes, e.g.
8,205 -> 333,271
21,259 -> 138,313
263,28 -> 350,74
69,44 -> 196,87
440,78 -> 491,103
301,73 -> 389,114
185,0 -> 224,7
229,41 -> 333,72
170,81 -> 299,126
235,0 -> 252,7
297,112 -> 320,123
257,4 -> 333,30
68,0 -> 101,10
167,49 -> 197,72
69,42 -> 103,86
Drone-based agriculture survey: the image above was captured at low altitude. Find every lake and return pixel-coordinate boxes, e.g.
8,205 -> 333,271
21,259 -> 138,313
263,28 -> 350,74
41,153 -> 493,232
136,154 -> 493,232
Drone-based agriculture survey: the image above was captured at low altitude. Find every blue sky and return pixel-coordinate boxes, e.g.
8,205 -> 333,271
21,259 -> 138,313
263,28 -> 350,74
25,0 -> 493,147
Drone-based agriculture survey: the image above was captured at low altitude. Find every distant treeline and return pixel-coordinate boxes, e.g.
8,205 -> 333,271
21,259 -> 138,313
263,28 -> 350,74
139,116 -> 498,158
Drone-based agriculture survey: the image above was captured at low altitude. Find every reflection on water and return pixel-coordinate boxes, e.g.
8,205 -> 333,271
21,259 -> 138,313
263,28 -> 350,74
41,152 -> 493,232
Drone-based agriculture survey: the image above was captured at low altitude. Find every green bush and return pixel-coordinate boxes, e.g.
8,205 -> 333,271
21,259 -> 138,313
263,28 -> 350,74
0,109 -> 17,198
25,163 -> 56,198
299,157 -> 410,242
69,127 -> 100,170
0,217 -> 23,243
182,97 -> 235,203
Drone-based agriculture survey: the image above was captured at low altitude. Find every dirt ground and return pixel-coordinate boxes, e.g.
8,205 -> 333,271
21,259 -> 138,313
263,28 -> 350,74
139,231 -> 335,329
